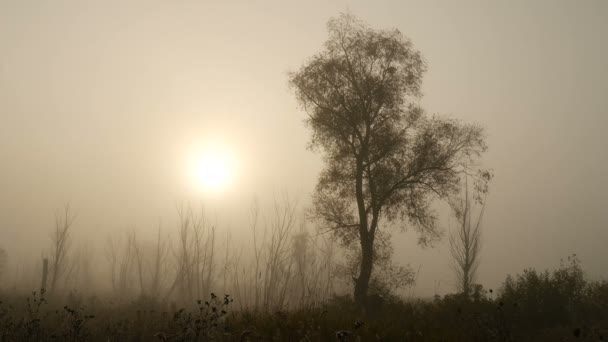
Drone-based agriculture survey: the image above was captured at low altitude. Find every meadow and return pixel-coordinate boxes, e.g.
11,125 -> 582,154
0,204 -> 606,341
1,258 -> 607,341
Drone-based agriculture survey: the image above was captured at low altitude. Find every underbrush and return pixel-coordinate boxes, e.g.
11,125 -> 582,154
0,293 -> 606,341
1,256 -> 607,341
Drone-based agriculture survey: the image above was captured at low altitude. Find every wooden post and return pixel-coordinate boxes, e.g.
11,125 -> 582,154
41,258 -> 48,292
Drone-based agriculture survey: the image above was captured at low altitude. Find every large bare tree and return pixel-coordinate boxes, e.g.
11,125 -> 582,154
289,14 -> 491,307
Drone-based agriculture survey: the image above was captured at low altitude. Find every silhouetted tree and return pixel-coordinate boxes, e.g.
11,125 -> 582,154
289,13 -> 491,307
49,205 -> 75,293
164,205 -> 216,305
449,179 -> 485,298
150,225 -> 170,298
105,232 -> 136,298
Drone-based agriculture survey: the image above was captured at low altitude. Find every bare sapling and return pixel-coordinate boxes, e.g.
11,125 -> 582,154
49,205 -> 76,294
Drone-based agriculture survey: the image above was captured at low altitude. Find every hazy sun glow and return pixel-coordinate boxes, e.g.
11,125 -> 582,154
188,143 -> 237,193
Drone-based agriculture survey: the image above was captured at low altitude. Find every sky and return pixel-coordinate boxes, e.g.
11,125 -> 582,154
1,0 -> 607,296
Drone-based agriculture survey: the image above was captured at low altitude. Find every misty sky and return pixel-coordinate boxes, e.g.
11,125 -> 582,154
1,0 -> 607,296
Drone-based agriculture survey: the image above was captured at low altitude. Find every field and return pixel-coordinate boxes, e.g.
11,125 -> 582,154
1,256 -> 607,341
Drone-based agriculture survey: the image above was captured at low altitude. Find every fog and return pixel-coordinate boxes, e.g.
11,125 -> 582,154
1,0 -> 607,301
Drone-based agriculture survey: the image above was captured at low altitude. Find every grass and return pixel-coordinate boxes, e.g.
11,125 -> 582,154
1,279 -> 607,341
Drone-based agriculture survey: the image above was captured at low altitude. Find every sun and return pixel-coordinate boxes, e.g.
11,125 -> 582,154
189,143 -> 237,193
195,153 -> 228,190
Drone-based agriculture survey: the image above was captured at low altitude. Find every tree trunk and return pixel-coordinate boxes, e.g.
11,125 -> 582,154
50,259 -> 58,293
354,155 -> 373,309
354,237 -> 374,308
463,266 -> 470,297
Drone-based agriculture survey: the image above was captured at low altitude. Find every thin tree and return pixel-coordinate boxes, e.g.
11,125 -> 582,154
149,224 -> 169,298
49,205 -> 75,293
262,195 -> 298,310
131,230 -> 146,296
450,180 -> 486,298
289,13 -> 491,307
164,205 -> 216,305
105,232 -> 136,298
